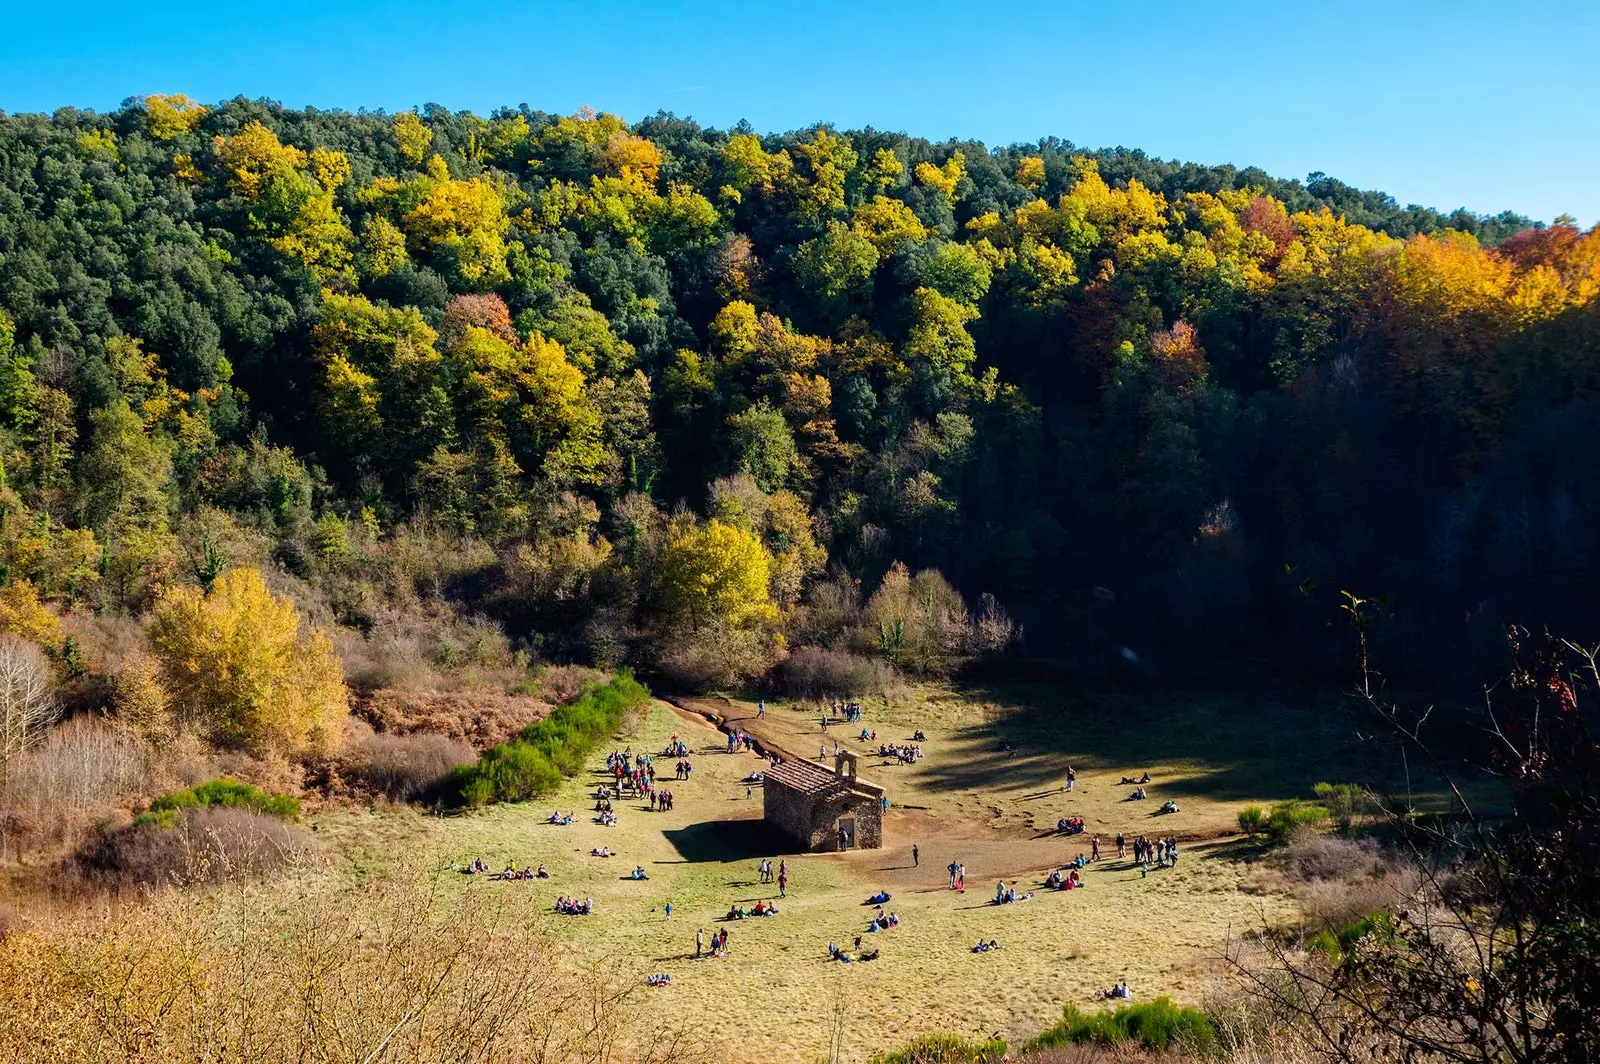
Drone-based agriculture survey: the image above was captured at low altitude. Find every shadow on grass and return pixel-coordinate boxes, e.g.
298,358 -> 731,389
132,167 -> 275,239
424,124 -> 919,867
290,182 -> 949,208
912,682 -> 1447,804
663,818 -> 795,863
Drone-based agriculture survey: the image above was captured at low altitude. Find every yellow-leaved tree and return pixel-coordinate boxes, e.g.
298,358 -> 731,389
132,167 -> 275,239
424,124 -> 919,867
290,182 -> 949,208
147,568 -> 346,756
657,519 -> 775,629
143,94 -> 207,140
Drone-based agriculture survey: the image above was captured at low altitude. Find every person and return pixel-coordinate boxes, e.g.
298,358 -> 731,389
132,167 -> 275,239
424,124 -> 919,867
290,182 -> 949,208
1067,764 -> 1076,792
778,870 -> 788,897
665,901 -> 672,918
757,698 -> 766,719
746,785 -> 753,800
695,928 -> 704,957
536,864 -> 549,878
912,843 -> 919,867
948,861 -> 959,889
1091,836 -> 1101,862
1116,833 -> 1126,859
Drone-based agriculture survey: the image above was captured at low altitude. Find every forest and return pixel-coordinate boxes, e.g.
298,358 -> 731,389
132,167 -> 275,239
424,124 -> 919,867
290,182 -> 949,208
2,94 -> 1598,708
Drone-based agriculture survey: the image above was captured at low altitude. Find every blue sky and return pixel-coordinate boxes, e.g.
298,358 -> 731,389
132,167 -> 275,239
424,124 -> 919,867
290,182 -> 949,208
3,0 -> 1595,224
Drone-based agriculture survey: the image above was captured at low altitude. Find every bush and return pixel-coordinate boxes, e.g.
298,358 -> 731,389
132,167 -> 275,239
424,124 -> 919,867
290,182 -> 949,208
1266,799 -> 1328,843
445,672 -> 650,807
1027,998 -> 1216,1054
341,732 -> 476,801
357,689 -> 553,751
871,1033 -> 1006,1064
1285,832 -> 1381,884
139,778 -> 300,826
1313,781 -> 1370,833
1236,805 -> 1265,836
1,718 -> 154,855
777,645 -> 899,700
74,807 -> 316,889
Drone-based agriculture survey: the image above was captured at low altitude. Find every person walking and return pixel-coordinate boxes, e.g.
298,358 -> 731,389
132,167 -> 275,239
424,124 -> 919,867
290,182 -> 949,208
912,843 -> 920,867
778,869 -> 788,897
696,928 -> 704,958
1091,835 -> 1101,862
757,698 -> 766,719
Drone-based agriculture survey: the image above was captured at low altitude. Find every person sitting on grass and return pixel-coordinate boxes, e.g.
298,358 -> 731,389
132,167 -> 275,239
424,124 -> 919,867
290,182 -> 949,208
647,973 -> 671,987
1128,788 -> 1148,801
912,730 -> 927,742
592,846 -> 612,858
536,864 -> 550,878
1158,800 -> 1180,814
630,866 -> 649,880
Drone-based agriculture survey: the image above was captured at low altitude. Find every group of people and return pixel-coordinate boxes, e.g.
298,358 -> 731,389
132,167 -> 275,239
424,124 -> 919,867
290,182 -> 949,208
1134,836 -> 1180,872
1044,867 -> 1085,890
1102,980 -> 1133,1000
646,973 -> 672,987
664,736 -> 689,758
595,809 -> 619,826
1057,816 -> 1085,834
1118,772 -> 1152,785
877,742 -> 923,764
830,700 -> 866,723
628,865 -> 649,880
671,759 -> 693,780
649,788 -> 676,811
866,907 -> 900,931
726,729 -> 756,754
757,858 -> 787,885
992,881 -> 1034,905
725,900 -> 778,920
946,861 -> 968,891
554,896 -> 594,915
546,811 -> 576,825
696,927 -> 730,957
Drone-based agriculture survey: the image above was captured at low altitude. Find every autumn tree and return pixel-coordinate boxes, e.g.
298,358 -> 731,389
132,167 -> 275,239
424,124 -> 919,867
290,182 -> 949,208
147,568 -> 347,756
657,519 -> 775,629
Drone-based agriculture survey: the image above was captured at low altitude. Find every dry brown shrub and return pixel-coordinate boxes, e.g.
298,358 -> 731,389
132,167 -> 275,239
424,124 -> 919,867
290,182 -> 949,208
0,862 -> 708,1064
72,806 -> 317,890
336,605 -> 523,695
1,718 -> 155,855
0,903 -> 18,941
536,663 -> 606,705
777,645 -> 901,700
336,731 -> 476,801
357,689 -> 552,750
1284,831 -> 1382,884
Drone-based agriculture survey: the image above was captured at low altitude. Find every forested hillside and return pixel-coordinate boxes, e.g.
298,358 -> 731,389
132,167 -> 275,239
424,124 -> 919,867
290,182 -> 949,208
2,95 -> 1598,692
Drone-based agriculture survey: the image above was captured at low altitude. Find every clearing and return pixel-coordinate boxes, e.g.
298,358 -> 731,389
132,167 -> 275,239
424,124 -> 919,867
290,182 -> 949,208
314,684 -> 1421,1063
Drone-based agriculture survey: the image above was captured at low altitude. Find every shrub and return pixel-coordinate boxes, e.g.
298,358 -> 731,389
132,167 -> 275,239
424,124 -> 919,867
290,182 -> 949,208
1027,998 -> 1216,1054
777,645 -> 899,700
1266,799 -> 1328,843
1,718 -> 154,855
1285,831 -> 1381,884
74,806 -> 316,889
871,1033 -> 1007,1064
445,672 -> 650,807
341,732 -> 476,801
1236,805 -> 1265,836
357,689 -> 553,750
139,778 -> 300,826
1313,781 -> 1370,834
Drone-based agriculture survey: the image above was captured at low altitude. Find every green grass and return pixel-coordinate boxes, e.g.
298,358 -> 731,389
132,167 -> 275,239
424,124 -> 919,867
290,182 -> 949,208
1026,997 -> 1217,1053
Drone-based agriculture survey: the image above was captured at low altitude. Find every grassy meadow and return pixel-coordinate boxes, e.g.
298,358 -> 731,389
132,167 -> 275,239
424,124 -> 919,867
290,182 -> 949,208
310,684 -> 1437,1062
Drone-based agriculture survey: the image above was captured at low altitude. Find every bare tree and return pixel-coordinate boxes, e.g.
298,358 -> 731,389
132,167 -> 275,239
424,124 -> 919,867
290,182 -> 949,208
0,637 -> 57,788
1226,601 -> 1600,1064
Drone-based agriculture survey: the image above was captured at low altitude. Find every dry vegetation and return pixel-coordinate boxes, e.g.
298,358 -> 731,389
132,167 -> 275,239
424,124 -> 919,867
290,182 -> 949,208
0,862 -> 708,1064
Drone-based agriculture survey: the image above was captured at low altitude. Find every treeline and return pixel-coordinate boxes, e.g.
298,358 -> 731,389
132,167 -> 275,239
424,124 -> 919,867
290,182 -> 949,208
1,95 -> 1597,693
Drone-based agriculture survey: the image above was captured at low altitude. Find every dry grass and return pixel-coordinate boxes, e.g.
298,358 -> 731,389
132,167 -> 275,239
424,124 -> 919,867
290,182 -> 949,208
73,806 -> 318,891
317,691 -> 1314,1064
0,861 -> 709,1064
